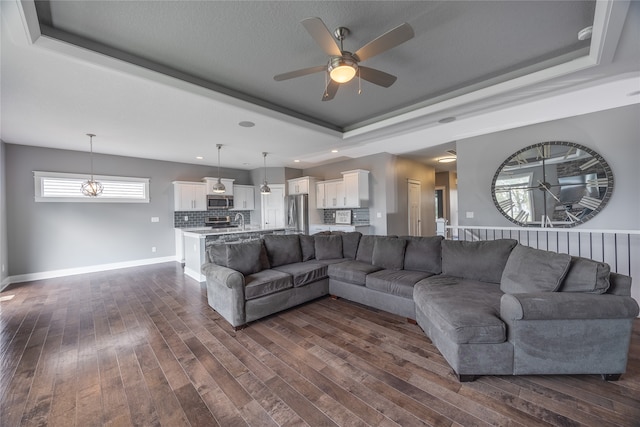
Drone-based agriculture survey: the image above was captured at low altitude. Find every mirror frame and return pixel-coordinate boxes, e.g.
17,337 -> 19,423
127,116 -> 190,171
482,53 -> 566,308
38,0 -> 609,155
491,141 -> 614,228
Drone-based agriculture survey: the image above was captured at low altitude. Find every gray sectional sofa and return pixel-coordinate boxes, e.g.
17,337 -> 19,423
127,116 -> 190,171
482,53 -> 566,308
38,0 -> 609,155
202,232 -> 639,381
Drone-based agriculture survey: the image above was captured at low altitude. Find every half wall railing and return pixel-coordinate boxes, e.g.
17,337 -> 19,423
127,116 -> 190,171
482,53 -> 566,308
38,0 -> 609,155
443,225 -> 640,278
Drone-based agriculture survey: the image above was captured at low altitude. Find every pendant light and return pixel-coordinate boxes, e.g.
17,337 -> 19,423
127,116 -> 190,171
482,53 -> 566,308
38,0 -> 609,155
260,152 -> 271,195
81,133 -> 103,197
212,144 -> 226,193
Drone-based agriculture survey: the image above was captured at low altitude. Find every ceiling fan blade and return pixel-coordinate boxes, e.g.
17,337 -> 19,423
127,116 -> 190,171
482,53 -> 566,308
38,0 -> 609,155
274,65 -> 326,81
322,80 -> 339,101
358,66 -> 397,87
302,17 -> 342,57
354,22 -> 414,62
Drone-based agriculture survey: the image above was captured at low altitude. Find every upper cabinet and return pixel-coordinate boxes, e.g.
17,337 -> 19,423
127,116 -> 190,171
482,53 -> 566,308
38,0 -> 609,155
202,177 -> 235,196
173,181 -> 206,211
231,185 -> 255,211
342,170 -> 369,208
288,176 -> 315,195
316,170 -> 369,209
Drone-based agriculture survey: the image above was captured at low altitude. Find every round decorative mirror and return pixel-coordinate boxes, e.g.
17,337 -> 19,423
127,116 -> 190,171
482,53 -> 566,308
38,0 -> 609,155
491,141 -> 613,228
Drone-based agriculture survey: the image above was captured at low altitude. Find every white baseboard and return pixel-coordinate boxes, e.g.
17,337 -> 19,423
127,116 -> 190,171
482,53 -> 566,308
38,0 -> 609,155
1,276 -> 10,292
5,256 -> 177,285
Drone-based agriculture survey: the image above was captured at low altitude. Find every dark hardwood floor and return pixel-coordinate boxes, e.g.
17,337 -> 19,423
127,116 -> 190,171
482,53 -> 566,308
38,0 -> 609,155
1,262 -> 639,426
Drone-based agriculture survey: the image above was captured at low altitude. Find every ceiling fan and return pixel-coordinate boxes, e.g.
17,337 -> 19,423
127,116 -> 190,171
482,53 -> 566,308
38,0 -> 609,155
274,17 -> 414,101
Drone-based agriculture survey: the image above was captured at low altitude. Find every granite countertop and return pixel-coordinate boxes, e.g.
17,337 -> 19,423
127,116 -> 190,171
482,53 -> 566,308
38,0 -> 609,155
182,226 -> 285,237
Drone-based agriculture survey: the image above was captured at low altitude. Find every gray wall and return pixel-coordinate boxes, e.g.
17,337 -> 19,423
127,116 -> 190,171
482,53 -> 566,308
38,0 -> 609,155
1,141 -> 8,288
5,144 -> 250,276
456,104 -> 640,230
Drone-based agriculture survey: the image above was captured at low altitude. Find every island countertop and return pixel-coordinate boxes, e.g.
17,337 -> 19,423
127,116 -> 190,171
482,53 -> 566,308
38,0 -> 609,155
182,226 -> 285,237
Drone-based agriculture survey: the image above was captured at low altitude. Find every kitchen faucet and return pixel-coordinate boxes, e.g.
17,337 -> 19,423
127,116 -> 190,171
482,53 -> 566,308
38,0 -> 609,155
234,212 -> 245,230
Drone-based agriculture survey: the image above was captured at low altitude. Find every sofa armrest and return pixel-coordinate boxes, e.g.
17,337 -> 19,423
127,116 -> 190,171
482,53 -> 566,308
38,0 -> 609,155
202,263 -> 245,289
501,292 -> 639,321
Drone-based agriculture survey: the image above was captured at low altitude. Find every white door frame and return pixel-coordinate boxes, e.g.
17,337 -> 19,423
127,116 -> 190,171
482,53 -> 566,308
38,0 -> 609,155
408,179 -> 421,236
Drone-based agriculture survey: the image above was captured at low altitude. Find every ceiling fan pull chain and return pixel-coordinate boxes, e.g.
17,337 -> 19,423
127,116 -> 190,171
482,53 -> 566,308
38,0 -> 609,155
358,68 -> 362,95
323,72 -> 329,98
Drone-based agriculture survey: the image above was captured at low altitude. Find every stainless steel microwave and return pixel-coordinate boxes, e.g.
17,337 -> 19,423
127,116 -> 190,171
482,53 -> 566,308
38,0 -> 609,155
207,195 -> 233,210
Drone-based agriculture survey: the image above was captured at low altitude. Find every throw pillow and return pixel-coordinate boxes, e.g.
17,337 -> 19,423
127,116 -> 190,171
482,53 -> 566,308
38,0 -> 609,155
442,239 -> 517,284
225,241 -> 263,276
372,237 -> 407,270
559,256 -> 610,294
315,234 -> 343,260
341,232 -> 362,260
299,235 -> 316,261
401,235 -> 443,274
500,244 -> 572,294
263,235 -> 302,267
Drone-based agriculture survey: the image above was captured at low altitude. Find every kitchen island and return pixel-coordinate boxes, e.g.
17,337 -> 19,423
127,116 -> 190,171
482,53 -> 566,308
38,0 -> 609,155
182,226 -> 285,282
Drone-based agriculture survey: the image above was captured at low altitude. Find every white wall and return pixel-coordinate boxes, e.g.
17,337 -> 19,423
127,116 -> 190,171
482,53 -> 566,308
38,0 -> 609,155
0,141 -> 8,289
5,144 -> 251,279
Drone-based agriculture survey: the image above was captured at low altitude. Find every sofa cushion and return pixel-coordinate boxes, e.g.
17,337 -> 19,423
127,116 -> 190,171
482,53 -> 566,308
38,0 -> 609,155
207,244 -> 227,266
442,239 -> 517,284
366,269 -> 433,298
559,256 -> 611,294
355,235 -> 377,264
400,235 -> 443,274
263,235 -> 302,267
414,277 -> 506,344
299,235 -> 315,261
244,269 -> 293,300
500,244 -> 572,294
328,260 -> 383,286
341,232 -> 362,260
273,261 -> 328,287
226,241 -> 264,276
372,237 -> 407,270
315,234 -> 343,260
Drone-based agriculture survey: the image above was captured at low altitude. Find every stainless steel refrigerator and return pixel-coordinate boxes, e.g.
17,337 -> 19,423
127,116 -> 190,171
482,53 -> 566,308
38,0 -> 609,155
285,194 -> 309,234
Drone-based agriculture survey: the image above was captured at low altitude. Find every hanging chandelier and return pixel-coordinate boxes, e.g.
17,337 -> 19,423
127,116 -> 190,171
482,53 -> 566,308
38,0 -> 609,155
81,133 -> 103,197
260,152 -> 271,195
212,144 -> 226,193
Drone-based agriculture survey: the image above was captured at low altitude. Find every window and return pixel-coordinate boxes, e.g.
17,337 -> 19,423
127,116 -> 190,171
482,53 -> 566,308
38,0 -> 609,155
494,172 -> 533,223
34,171 -> 150,203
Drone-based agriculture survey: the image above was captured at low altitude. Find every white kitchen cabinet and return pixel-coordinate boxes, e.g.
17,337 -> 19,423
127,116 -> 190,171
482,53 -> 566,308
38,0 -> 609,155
316,182 -> 326,208
342,169 -> 369,208
232,185 -> 255,210
288,176 -> 314,195
324,179 -> 345,208
202,177 -> 235,195
173,181 -> 206,211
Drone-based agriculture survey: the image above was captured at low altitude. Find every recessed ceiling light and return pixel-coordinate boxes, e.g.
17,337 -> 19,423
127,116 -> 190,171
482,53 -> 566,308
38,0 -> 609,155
196,156 -> 204,160
242,162 -> 250,165
438,116 -> 456,124
578,26 -> 593,41
627,90 -> 640,97
294,159 -> 300,163
331,149 -> 338,153
238,121 -> 255,128
438,156 -> 457,163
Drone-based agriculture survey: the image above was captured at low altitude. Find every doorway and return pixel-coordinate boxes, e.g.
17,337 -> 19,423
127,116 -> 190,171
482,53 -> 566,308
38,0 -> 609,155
261,184 -> 285,228
408,180 -> 421,236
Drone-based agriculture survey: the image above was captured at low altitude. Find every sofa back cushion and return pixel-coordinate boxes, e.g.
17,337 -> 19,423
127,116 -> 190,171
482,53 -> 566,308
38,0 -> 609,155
299,235 -> 316,261
372,237 -> 407,270
400,235 -> 443,274
207,244 -> 227,266
559,256 -> 610,294
226,241 -> 264,276
442,239 -> 517,284
500,244 -> 572,293
263,234 -> 302,267
315,234 -> 343,260
341,232 -> 362,260
356,235 -> 394,264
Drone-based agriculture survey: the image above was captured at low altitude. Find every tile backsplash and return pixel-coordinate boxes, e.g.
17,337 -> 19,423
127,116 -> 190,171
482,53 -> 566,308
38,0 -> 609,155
174,210 -> 252,228
322,208 -> 369,225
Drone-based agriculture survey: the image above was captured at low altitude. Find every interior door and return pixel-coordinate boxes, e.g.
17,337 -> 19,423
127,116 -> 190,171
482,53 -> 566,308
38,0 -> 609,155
261,184 -> 285,228
408,180 -> 421,236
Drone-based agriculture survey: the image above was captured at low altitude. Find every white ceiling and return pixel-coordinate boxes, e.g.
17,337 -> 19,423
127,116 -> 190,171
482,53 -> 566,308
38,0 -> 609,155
1,0 -> 639,171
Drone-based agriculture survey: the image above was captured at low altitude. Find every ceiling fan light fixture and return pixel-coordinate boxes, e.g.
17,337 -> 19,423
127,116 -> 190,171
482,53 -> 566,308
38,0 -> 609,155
328,56 -> 357,83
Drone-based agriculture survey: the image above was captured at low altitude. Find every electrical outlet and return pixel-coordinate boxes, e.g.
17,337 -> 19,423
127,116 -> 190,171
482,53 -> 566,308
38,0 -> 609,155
183,216 -> 188,221
466,211 -> 474,219
151,247 -> 156,253
151,217 -> 159,223
1,264 -> 4,273
376,212 -> 382,218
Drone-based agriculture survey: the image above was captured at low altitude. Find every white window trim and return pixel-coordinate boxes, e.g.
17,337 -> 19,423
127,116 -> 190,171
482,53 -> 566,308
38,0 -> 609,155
34,171 -> 150,203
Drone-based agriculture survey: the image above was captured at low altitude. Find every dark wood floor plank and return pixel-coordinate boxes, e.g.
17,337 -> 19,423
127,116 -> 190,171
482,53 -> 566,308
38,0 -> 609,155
2,262 -> 639,427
